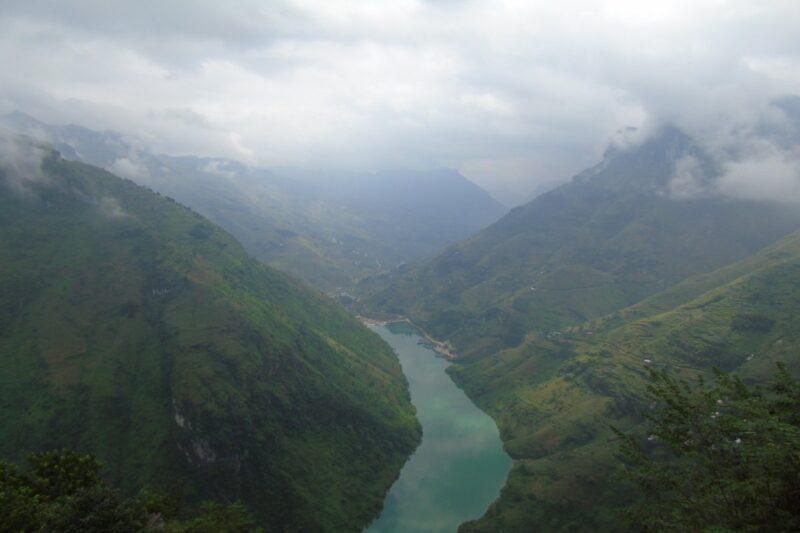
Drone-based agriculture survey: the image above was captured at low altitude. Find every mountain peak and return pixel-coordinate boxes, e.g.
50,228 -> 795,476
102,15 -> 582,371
572,124 -> 714,196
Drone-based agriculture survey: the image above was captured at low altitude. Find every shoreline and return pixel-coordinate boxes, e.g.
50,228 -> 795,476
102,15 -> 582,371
357,315 -> 459,360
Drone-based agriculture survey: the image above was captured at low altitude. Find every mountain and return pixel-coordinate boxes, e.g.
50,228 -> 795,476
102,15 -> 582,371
357,126 -> 800,359
9,114 -> 798,532
356,125 -> 800,530
454,228 -> 800,531
0,112 -> 506,292
0,134 -> 421,531
274,166 -> 510,270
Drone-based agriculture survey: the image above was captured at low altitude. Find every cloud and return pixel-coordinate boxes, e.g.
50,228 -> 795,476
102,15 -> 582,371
98,195 -> 131,218
109,157 -> 149,180
0,131 -> 50,195
716,142 -> 800,205
0,1 -> 798,204
668,155 -> 713,200
1,131 -> 140,219
202,160 -> 238,179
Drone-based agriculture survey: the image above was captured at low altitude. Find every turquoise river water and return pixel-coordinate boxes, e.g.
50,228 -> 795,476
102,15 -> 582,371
365,323 -> 512,533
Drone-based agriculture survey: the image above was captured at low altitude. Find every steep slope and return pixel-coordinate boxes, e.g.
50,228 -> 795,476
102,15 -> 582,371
453,229 -> 800,531
359,126 -> 800,359
0,135 -> 421,531
1,112 -> 506,291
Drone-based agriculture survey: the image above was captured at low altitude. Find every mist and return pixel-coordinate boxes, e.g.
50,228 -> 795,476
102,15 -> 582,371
0,131 -> 50,195
0,1 -> 798,204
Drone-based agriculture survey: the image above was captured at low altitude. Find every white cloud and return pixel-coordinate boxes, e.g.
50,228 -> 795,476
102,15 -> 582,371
0,0 -> 798,203
717,143 -> 800,204
109,157 -> 149,180
98,196 -> 131,219
0,131 -> 50,195
668,155 -> 711,200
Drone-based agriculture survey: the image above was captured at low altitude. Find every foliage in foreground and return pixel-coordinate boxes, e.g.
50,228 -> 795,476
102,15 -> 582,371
615,365 -> 800,532
0,449 -> 260,533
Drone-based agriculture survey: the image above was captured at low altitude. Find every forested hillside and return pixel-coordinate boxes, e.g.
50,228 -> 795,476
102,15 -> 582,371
358,126 -> 800,530
454,229 -> 800,530
359,127 -> 800,359
1,112 -> 506,292
0,135 -> 421,531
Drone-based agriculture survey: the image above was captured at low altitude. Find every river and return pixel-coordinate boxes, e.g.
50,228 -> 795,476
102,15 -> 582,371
365,322 -> 512,533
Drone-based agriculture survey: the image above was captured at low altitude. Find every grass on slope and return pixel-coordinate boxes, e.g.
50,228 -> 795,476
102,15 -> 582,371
452,230 -> 800,532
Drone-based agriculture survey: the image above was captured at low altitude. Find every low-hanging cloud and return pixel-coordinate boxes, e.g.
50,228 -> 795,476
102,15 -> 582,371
0,131 -> 139,221
0,131 -> 50,195
668,155 -> 713,200
97,195 -> 132,219
0,1 -> 798,205
717,143 -> 800,205
110,157 -> 149,181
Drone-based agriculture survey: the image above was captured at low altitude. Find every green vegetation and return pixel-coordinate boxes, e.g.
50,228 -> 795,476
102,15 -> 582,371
0,448 -> 260,532
358,127 -> 800,531
615,366 -> 800,532
455,230 -> 800,531
0,140 -> 421,531
4,110 -> 506,292
358,127 -> 800,359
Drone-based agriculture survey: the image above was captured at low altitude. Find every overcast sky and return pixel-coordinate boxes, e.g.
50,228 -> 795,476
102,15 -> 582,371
0,0 -> 798,204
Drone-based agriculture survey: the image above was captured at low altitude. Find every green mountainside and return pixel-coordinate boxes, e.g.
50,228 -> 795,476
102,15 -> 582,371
0,136 -> 421,531
1,112 -> 506,292
356,125 -> 800,530
358,126 -> 800,359
453,228 -> 800,531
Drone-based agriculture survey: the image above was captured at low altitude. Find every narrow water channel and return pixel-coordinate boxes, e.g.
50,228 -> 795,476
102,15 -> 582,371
365,322 -> 512,533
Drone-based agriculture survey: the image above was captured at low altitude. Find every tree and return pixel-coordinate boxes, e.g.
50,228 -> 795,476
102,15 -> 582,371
615,364 -> 800,532
0,449 -> 261,532
27,449 -> 102,499
169,501 -> 261,533
0,449 -> 143,533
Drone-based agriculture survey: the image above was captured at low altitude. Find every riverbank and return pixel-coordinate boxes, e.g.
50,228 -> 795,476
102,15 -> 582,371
357,315 -> 458,360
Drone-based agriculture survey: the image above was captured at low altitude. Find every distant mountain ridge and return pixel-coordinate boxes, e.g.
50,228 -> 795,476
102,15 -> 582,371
1,111 -> 507,292
357,124 -> 800,530
0,135 -> 421,531
357,125 -> 800,358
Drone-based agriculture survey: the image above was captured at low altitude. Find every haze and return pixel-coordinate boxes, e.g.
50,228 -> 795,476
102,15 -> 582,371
1,0 -> 798,204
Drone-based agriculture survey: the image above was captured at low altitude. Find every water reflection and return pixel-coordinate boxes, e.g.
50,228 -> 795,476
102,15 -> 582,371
365,323 -> 511,533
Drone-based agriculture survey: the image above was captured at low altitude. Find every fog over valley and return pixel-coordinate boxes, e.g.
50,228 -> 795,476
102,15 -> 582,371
1,2 -> 800,532
1,0 -> 799,205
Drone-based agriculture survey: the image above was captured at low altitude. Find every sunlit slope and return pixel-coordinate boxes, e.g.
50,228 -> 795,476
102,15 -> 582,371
358,127 -> 800,360
452,230 -> 800,531
0,142 -> 421,531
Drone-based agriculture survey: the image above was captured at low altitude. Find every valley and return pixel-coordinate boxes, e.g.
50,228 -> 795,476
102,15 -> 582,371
366,323 -> 511,533
1,112 -> 507,293
0,137 -> 422,531
3,120 -> 800,531
358,124 -> 800,530
2,5 -> 799,529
